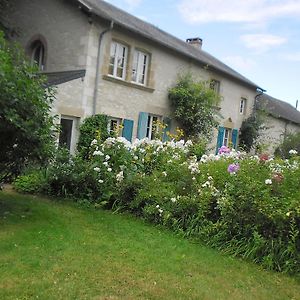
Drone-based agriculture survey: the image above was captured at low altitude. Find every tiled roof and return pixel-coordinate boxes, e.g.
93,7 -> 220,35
42,69 -> 86,87
257,94 -> 300,125
80,0 -> 260,89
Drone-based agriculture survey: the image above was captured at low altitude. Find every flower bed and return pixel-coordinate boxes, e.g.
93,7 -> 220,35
14,138 -> 300,273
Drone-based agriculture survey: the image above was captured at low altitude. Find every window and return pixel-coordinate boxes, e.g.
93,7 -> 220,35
146,115 -> 160,140
223,128 -> 232,147
30,40 -> 45,70
240,98 -> 247,114
59,118 -> 73,151
108,41 -> 128,79
210,79 -> 220,94
132,50 -> 149,85
107,117 -> 122,136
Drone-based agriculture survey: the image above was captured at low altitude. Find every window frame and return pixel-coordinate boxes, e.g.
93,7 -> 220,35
223,128 -> 232,147
107,117 -> 122,136
58,115 -> 79,154
30,40 -> 46,71
146,114 -> 161,140
108,41 -> 128,80
131,49 -> 149,86
210,79 -> 221,94
240,98 -> 247,114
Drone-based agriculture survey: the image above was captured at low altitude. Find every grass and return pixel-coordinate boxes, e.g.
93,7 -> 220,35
0,191 -> 299,300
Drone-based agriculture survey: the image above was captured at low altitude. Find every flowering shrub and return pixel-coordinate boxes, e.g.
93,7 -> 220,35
14,138 -> 300,274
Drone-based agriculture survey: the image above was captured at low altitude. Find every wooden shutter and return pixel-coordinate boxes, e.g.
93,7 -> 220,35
232,128 -> 238,149
216,126 -> 225,154
122,119 -> 134,142
137,112 -> 148,139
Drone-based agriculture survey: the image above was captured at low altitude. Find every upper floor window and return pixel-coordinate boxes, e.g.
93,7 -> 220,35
240,98 -> 247,114
30,40 -> 45,70
132,50 -> 149,85
210,79 -> 220,94
109,41 -> 128,80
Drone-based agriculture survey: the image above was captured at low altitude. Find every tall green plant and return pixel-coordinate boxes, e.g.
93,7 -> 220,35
168,73 -> 220,139
77,114 -> 109,159
0,31 -> 55,181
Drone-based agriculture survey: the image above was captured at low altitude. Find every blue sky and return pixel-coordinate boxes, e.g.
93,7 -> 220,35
106,0 -> 300,109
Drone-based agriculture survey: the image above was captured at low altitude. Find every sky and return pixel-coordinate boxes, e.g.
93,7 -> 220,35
105,0 -> 300,109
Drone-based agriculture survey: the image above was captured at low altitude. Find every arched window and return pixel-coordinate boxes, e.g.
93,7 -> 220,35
30,40 -> 45,70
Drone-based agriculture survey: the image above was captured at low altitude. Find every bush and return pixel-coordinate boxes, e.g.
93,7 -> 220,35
13,170 -> 47,194
77,114 -> 110,159
275,132 -> 300,159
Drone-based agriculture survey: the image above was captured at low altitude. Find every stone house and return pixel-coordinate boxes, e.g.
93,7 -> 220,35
257,94 -> 300,152
4,0 -> 262,153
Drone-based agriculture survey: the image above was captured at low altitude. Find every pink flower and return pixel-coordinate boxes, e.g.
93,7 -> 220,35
218,146 -> 231,154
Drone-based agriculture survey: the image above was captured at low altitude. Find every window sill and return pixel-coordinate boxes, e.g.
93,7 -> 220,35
103,75 -> 155,93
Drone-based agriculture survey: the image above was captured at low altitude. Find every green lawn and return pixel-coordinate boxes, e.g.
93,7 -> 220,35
0,191 -> 299,300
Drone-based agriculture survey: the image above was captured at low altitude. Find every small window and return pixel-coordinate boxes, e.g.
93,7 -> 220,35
146,115 -> 161,140
240,98 -> 247,114
210,79 -> 220,94
30,40 -> 45,70
223,128 -> 232,147
59,118 -> 73,151
132,50 -> 149,85
108,41 -> 128,80
107,117 -> 122,136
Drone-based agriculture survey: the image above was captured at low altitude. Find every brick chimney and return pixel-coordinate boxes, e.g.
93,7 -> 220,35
186,37 -> 202,49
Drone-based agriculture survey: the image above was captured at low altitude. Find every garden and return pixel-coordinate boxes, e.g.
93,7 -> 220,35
13,133 -> 300,275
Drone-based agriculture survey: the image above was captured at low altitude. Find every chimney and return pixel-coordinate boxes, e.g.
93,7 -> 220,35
186,37 -> 202,49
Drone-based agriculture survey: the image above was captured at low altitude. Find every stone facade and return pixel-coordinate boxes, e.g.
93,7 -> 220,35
5,0 -> 259,153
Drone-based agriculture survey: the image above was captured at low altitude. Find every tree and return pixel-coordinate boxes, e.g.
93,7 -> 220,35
0,31 -> 55,180
168,73 -> 220,140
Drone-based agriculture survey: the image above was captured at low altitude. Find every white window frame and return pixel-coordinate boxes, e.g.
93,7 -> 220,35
108,41 -> 128,80
146,114 -> 161,140
131,49 -> 149,85
223,128 -> 232,147
58,115 -> 79,154
107,117 -> 122,136
31,41 -> 45,71
240,98 -> 247,114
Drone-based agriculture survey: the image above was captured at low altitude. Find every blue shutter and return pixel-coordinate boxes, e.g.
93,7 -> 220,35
137,112 -> 148,139
216,126 -> 225,154
122,119 -> 134,142
162,117 -> 171,142
232,128 -> 238,149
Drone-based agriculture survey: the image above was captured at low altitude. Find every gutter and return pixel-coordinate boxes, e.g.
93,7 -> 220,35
92,20 -> 114,115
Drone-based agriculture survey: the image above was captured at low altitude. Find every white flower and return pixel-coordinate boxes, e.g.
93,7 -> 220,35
103,162 -> 109,167
158,209 -> 163,214
134,155 -> 139,160
13,143 -> 18,148
162,171 -> 167,177
192,177 -> 196,180
90,139 -> 98,146
93,150 -> 104,156
107,168 -> 112,172
286,211 -> 292,217
116,171 -> 124,182
208,176 -> 213,181
105,155 -> 110,161
98,179 -> 104,184
289,149 -> 298,155
265,179 -> 272,185
156,204 -> 160,208
93,167 -> 101,172
171,197 -> 177,203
